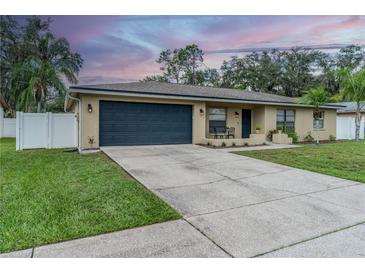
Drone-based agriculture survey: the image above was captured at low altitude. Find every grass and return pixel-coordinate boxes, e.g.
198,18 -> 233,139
0,138 -> 180,253
235,140 -> 365,184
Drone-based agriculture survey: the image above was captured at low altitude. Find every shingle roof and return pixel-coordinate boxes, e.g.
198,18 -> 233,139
334,102 -> 365,113
70,81 -> 299,104
69,81 -> 340,108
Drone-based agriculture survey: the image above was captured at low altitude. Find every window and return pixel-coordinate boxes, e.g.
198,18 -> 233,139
277,110 -> 295,132
313,111 -> 324,129
208,108 -> 226,133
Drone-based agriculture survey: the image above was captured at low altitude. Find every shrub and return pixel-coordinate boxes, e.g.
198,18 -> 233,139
232,142 -> 236,147
244,142 -> 249,146
276,125 -> 284,131
267,129 -> 278,141
221,141 -> 226,147
207,141 -> 211,146
287,131 -> 299,143
304,131 -> 314,142
329,134 -> 336,142
255,126 -> 261,131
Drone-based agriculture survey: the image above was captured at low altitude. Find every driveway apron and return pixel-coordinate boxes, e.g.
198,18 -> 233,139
101,144 -> 365,257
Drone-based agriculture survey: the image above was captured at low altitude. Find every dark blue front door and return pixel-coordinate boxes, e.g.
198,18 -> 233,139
99,101 -> 192,146
242,109 -> 252,138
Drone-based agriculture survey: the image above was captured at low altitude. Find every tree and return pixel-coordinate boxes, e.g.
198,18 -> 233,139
279,48 -> 321,97
0,16 -> 83,113
45,93 -> 66,112
316,52 -> 342,95
150,44 -> 204,84
339,68 -> 365,141
220,50 -> 282,92
220,56 -> 248,89
248,50 -> 282,93
337,45 -> 365,71
317,45 -> 365,96
157,48 -> 184,84
0,16 -> 24,116
180,44 -> 203,85
19,17 -> 83,112
300,86 -> 331,144
142,74 -> 169,82
220,48 -> 321,96
194,68 -> 221,87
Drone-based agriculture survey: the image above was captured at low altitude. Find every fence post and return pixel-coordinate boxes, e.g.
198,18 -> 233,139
0,106 -> 4,138
73,113 -> 78,148
16,111 -> 22,150
47,112 -> 52,149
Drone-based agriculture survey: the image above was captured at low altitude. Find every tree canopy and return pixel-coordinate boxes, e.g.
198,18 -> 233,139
144,44 -> 365,98
0,16 -> 83,115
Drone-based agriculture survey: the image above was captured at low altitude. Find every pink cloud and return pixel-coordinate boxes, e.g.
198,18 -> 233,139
308,16 -> 365,37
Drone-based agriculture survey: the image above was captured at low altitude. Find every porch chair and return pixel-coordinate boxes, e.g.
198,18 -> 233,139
213,127 -> 218,139
227,127 -> 235,139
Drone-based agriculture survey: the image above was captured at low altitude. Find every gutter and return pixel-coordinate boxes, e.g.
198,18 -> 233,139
69,87 -> 342,110
65,92 -> 81,152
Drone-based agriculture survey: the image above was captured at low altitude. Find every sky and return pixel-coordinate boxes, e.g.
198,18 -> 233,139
25,15 -> 365,84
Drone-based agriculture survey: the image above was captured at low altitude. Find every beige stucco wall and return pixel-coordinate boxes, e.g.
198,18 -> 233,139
74,94 -> 337,149
252,105 -> 266,134
264,105 -> 337,141
78,94 -> 206,149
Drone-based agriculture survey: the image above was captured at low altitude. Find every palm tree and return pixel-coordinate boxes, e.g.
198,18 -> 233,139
300,86 -> 331,144
339,68 -> 365,141
16,17 -> 83,112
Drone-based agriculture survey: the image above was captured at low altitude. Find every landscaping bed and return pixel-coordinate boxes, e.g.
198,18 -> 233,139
234,140 -> 365,183
0,138 -> 180,253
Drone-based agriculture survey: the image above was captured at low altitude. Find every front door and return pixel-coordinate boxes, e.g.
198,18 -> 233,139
242,109 -> 252,138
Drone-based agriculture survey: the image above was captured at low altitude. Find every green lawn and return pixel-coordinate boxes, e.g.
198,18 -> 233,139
0,138 -> 180,253
235,140 -> 365,184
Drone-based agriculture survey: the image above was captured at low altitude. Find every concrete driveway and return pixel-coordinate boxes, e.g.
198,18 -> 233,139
5,144 -> 363,258
100,144 -> 365,258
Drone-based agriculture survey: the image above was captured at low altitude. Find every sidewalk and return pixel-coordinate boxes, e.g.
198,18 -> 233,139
0,220 -> 228,258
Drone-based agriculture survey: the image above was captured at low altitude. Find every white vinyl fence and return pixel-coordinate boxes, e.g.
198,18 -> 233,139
0,106 -> 16,137
16,111 -> 78,150
3,118 -> 16,137
336,116 -> 365,140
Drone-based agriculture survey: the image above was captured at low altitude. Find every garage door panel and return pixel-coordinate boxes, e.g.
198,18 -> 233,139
99,101 -> 192,146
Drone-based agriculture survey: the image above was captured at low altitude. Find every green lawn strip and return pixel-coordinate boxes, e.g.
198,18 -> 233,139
0,138 -> 180,253
234,141 -> 365,184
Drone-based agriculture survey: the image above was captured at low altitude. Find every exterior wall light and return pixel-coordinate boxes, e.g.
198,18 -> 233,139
199,108 -> 204,115
235,111 -> 239,118
88,104 -> 93,113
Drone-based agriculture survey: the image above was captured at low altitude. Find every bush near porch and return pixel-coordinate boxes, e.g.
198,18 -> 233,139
0,138 -> 180,253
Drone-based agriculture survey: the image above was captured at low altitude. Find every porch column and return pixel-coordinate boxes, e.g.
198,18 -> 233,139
192,102 -> 206,144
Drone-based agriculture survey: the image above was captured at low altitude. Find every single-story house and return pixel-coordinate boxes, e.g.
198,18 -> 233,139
64,82 -> 340,150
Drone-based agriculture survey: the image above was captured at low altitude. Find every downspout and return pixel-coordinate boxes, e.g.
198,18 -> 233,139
66,92 -> 82,152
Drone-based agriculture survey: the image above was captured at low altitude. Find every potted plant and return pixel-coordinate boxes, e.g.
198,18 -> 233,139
276,125 -> 283,134
255,126 -> 261,134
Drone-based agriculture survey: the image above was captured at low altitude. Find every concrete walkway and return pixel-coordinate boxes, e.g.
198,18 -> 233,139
2,144 -> 364,258
213,142 -> 301,153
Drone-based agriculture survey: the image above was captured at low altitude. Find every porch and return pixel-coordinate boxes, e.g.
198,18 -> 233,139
199,102 -> 292,147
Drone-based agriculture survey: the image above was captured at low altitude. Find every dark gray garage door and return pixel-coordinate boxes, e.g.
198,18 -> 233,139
99,101 -> 192,146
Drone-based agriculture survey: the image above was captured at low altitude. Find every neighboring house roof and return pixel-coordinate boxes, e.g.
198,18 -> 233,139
67,81 -> 342,110
333,101 -> 365,113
